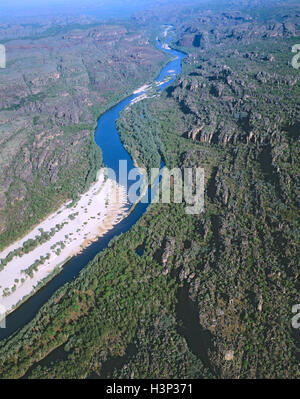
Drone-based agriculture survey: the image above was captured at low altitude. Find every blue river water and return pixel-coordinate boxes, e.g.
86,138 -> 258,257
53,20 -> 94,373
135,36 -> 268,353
0,37 -> 186,340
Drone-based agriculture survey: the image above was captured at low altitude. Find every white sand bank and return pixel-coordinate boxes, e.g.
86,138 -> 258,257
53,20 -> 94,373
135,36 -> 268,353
133,84 -> 151,94
0,170 -> 128,313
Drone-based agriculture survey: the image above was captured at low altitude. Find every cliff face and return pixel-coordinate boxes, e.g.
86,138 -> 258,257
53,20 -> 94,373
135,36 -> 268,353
166,12 -> 299,378
0,21 -> 166,248
175,9 -> 298,49
114,4 -> 300,378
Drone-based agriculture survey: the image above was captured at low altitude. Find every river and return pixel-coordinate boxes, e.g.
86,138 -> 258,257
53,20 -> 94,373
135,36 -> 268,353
0,33 -> 186,341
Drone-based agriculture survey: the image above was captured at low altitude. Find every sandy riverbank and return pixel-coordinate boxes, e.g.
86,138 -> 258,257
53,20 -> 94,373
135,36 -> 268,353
133,84 -> 151,94
0,170 -> 128,314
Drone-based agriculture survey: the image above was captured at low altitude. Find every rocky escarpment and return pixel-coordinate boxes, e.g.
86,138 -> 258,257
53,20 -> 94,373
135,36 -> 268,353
175,8 -> 299,49
0,21 -> 166,248
110,3 -> 300,378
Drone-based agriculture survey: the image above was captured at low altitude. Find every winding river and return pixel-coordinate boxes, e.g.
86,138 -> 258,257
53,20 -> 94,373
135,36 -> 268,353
0,33 -> 186,341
